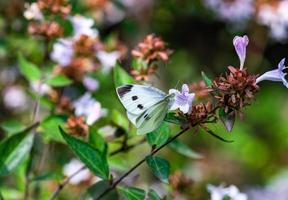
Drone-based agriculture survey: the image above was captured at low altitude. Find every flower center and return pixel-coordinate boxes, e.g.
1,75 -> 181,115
176,92 -> 188,105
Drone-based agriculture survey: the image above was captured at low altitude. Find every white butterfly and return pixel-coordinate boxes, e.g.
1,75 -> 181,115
116,84 -> 173,135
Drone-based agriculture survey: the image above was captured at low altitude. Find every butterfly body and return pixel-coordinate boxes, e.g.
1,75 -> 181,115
116,84 -> 173,134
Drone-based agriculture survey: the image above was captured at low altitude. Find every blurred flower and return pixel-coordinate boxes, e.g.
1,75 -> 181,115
63,159 -> 91,185
212,66 -> 258,112
256,58 -> 288,88
74,93 -> 106,125
204,0 -> 254,23
3,86 -> 28,111
131,34 -> 172,64
257,1 -> 288,41
24,3 -> 44,21
38,0 -> 71,16
28,21 -> 63,38
233,35 -> 249,70
83,76 -> 99,91
169,171 -> 193,192
66,116 -> 89,137
130,66 -> 157,81
169,84 -> 195,114
189,81 -> 212,99
30,80 -> 51,96
207,184 -> 247,200
70,15 -> 99,39
96,50 -> 120,72
74,35 -> 101,57
51,39 -> 74,66
56,96 -> 74,114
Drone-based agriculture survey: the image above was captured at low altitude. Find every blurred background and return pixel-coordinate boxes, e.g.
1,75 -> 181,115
1,0 -> 288,199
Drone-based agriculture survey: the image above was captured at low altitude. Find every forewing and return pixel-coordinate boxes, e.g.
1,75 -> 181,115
116,84 -> 166,115
135,98 -> 170,135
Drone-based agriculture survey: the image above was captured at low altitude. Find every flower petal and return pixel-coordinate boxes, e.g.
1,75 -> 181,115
256,69 -> 282,83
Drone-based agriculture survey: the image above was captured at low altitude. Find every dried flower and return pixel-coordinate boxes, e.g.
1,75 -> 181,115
188,102 -> 213,124
38,0 -> 71,16
24,3 -> 44,21
207,184 -> 247,200
69,15 -> 98,39
96,50 -> 120,72
212,66 -> 258,112
131,34 -> 172,64
130,66 -> 157,81
28,21 -> 63,38
233,35 -> 249,70
50,38 -> 74,66
256,58 -> 288,88
169,171 -> 193,191
66,116 -> 89,137
56,96 -> 74,114
189,81 -> 212,99
169,84 -> 195,114
74,35 -> 101,57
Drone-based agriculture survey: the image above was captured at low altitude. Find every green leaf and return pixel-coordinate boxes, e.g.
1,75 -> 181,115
85,180 -> 119,200
146,122 -> 170,148
202,126 -> 234,143
0,132 -> 34,176
201,71 -> 212,87
45,75 -> 72,87
111,109 -> 129,131
164,112 -> 188,125
18,53 -> 41,81
113,63 -> 134,87
88,127 -> 107,154
40,115 -> 66,142
118,187 -> 145,200
0,120 -> 25,135
219,108 -> 235,132
60,127 -> 110,179
148,189 -> 162,200
146,156 -> 170,183
169,140 -> 203,159
30,172 -> 63,182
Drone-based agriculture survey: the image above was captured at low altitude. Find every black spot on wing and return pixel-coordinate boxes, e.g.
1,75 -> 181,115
117,85 -> 133,98
132,96 -> 138,101
137,104 -> 144,109
144,114 -> 151,120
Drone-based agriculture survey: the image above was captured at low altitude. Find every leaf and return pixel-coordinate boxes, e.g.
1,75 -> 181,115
118,187 -> 145,200
219,108 -> 235,132
148,189 -> 162,200
18,53 -> 41,81
60,127 -> 110,179
146,122 -> 170,148
0,132 -> 34,176
0,120 -> 25,135
164,112 -> 188,125
85,180 -> 119,200
30,172 -> 63,182
169,140 -> 203,159
111,109 -> 129,131
45,75 -> 72,87
146,156 -> 170,183
113,63 -> 134,87
40,115 -> 66,142
88,127 -> 107,155
201,71 -> 212,87
202,126 -> 234,143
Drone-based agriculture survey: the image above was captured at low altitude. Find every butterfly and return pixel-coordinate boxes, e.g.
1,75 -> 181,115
116,84 -> 174,135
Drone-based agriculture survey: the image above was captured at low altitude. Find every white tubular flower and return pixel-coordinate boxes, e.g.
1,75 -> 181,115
96,51 -> 120,73
3,86 -> 28,111
50,39 -> 74,66
63,159 -> 91,185
24,3 -> 44,21
83,76 -> 99,92
207,184 -> 248,200
69,15 -> 99,39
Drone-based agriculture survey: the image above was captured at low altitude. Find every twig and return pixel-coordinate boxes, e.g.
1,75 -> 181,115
48,138 -> 146,200
95,127 -> 190,200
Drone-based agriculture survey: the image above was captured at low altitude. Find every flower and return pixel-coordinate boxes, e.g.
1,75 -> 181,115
207,184 -> 247,200
73,93 -> 107,125
50,39 -> 74,66
30,80 -> 51,95
233,35 -> 249,70
66,116 -> 89,137
3,86 -> 28,111
169,84 -> 195,114
256,58 -> 288,88
96,50 -> 120,72
83,76 -> 99,91
24,3 -> 44,21
63,159 -> 91,185
69,15 -> 99,39
28,21 -> 63,38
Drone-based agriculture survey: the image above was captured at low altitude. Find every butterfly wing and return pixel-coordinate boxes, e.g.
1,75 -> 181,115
116,84 -> 166,115
135,97 -> 171,135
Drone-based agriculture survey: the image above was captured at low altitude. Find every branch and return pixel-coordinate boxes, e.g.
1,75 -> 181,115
95,127 -> 190,200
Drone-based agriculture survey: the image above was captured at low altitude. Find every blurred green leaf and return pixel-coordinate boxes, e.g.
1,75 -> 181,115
169,139 -> 203,159
164,112 -> 188,125
201,71 -> 212,87
146,155 -> 170,183
40,115 -> 66,143
60,127 -> 110,180
111,109 -> 129,131
202,126 -> 234,143
45,75 -> 72,87
148,189 -> 162,200
113,63 -> 134,87
89,127 -> 107,155
118,186 -> 145,200
219,108 -> 235,132
85,180 -> 119,200
30,172 -> 63,182
146,122 -> 170,148
18,53 -> 41,81
0,132 -> 34,176
0,120 -> 25,135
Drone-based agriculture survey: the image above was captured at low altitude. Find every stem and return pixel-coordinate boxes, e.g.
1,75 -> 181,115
95,127 -> 190,200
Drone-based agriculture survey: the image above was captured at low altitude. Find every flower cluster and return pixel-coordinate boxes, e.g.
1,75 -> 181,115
207,184 -> 247,200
